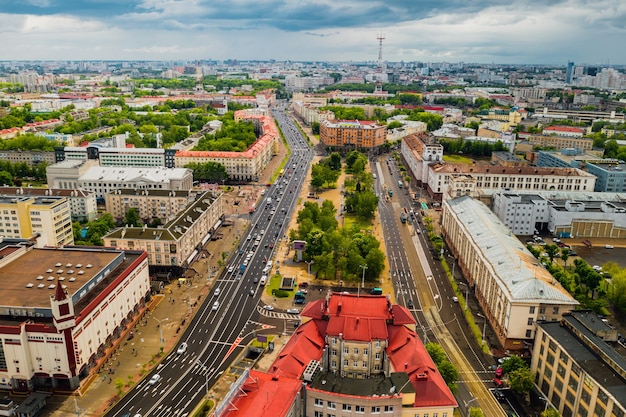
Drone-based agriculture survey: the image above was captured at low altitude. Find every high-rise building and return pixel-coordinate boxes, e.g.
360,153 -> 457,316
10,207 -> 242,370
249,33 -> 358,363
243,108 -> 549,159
566,61 -> 574,84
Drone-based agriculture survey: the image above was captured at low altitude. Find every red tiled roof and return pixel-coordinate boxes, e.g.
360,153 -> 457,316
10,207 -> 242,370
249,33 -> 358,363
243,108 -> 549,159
387,326 -> 458,408
268,321 -> 325,379
221,370 -> 301,417
543,125 -> 584,133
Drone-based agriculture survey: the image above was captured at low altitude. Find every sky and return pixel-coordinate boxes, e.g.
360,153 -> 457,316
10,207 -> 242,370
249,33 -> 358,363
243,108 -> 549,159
1,0 -> 625,65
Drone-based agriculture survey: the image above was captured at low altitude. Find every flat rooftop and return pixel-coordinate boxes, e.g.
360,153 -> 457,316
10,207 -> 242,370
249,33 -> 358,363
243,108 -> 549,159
309,371 -> 413,397
0,247 -> 119,309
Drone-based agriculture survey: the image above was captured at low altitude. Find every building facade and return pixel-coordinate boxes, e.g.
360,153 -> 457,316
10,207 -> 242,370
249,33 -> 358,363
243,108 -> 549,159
105,189 -> 196,222
441,196 -> 578,350
174,113 -> 278,181
400,134 -> 444,188
319,120 -> 387,149
532,312 -> 626,417
57,146 -> 176,168
0,245 -> 149,391
427,164 -> 596,202
0,193 -> 73,247
104,191 -> 223,268
0,187 -> 97,222
0,150 -> 56,167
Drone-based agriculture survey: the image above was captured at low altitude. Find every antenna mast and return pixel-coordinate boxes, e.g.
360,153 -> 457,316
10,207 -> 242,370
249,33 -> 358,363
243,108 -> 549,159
375,33 -> 385,93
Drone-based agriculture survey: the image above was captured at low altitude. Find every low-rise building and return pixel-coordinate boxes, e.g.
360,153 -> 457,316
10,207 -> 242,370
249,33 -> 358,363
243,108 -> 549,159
103,190 -> 223,268
0,244 -> 149,391
0,187 -> 97,222
0,192 -> 73,247
401,134 -> 443,188
532,312 -> 626,417
0,150 -> 56,167
441,195 -> 578,350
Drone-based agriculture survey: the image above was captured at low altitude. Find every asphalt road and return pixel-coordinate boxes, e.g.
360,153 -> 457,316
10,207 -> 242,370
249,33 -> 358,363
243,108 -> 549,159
106,104 -> 313,417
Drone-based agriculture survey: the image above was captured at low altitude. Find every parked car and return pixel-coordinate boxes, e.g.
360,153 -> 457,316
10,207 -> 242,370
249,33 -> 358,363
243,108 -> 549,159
286,308 -> 300,314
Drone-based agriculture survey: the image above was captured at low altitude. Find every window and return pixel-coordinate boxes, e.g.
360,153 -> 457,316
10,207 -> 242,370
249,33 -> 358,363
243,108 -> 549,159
356,405 -> 365,413
314,398 -> 323,407
344,347 -> 349,354
385,405 -> 394,413
363,348 -> 368,355
527,318 -> 534,325
529,306 -> 535,314
375,353 -> 381,360
332,349 -> 337,356
371,406 -> 381,413
327,401 -> 336,409
354,348 -> 359,354
314,412 -> 323,417
526,329 -> 532,338
342,404 -> 352,411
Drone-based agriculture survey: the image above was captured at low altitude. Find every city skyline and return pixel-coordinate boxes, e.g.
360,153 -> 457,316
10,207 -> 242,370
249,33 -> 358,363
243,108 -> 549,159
2,0 -> 625,65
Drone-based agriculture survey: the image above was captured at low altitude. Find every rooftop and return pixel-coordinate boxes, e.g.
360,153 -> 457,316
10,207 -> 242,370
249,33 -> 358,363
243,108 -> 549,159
309,370 -> 412,397
80,166 -> 191,182
446,195 -> 578,305
431,163 -> 593,177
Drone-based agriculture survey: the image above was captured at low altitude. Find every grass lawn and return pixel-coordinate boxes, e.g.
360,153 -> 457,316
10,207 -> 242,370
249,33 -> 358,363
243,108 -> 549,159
343,215 -> 372,232
443,154 -> 473,164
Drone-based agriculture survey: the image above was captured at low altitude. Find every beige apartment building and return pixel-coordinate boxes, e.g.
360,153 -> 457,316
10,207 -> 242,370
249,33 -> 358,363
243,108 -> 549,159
104,191 -> 223,267
442,196 -> 578,351
105,189 -> 196,223
517,133 -> 594,151
0,193 -> 73,247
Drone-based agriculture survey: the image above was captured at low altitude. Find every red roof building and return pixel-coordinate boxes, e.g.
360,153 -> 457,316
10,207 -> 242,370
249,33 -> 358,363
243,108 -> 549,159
256,293 -> 457,416
541,125 -> 585,137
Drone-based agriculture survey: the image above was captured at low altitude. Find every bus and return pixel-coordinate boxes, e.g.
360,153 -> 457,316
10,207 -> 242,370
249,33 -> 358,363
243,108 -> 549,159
397,180 -> 403,189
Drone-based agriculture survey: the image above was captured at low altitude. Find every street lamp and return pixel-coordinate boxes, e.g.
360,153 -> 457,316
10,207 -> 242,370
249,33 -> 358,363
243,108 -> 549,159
359,264 -> 368,296
477,313 -> 487,346
305,260 -> 314,285
152,317 -> 169,349
464,396 -> 478,414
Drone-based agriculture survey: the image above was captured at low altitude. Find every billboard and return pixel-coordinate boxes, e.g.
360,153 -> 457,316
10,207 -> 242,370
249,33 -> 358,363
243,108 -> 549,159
293,240 -> 306,251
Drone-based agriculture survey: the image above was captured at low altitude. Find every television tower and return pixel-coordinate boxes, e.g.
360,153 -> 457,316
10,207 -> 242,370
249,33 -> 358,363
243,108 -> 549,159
375,33 -> 385,93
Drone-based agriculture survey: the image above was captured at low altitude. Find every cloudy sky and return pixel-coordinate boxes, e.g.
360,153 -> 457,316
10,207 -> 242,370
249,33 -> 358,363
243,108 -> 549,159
1,0 -> 625,65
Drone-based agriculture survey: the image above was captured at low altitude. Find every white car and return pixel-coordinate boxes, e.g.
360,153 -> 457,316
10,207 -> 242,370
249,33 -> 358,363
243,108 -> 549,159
148,374 -> 161,385
452,296 -> 459,303
213,288 -> 220,297
260,229 -> 265,235
212,301 -> 219,311
177,342 -> 188,355
227,266 -> 234,273
263,305 -> 274,311
286,308 -> 300,314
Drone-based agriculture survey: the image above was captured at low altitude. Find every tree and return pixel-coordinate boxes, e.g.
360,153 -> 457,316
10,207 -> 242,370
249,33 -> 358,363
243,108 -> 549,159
469,408 -> 485,417
544,244 -> 559,263
508,367 -> 535,395
0,171 -> 14,186
541,409 -> 560,417
560,248 -> 570,269
123,208 -> 142,227
499,356 -> 527,375
425,343 -> 459,391
311,122 -> 320,135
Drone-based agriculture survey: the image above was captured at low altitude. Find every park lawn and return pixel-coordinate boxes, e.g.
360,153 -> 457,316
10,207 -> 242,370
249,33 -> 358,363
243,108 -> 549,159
343,215 -> 372,233
443,154 -> 473,164
266,273 -> 283,295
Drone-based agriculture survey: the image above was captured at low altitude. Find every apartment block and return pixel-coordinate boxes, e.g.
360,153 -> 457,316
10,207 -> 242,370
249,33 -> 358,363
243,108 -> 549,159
0,193 -> 73,247
532,312 -> 626,417
319,119 -> 387,149
0,187 -> 97,222
105,189 -> 195,222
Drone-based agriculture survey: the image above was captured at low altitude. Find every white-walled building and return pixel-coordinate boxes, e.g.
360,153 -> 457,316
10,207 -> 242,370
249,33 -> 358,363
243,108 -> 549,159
441,195 -> 578,350
0,187 -> 97,222
0,245 -> 150,391
492,192 -> 550,235
400,134 -> 444,188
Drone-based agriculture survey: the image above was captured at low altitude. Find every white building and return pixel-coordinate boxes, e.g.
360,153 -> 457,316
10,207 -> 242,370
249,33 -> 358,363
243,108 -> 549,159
427,164 -> 596,202
441,195 -> 578,350
0,245 -> 150,391
0,187 -> 97,222
400,134 -> 444,188
492,192 -> 550,236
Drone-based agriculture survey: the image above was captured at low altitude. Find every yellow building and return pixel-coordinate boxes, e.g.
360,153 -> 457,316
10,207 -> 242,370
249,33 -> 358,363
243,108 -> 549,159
105,189 -> 196,223
0,194 -> 73,247
532,312 -> 626,417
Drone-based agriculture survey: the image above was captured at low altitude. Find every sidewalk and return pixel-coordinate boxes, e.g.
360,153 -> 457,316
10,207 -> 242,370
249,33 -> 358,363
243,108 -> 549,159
43,217 -> 245,417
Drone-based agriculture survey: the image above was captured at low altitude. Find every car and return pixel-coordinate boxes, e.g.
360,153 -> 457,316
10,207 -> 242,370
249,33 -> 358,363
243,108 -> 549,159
227,266 -> 234,273
286,308 -> 300,314
260,229 -> 265,235
176,342 -> 188,355
495,366 -> 504,377
249,289 -> 254,296
605,244 -> 614,249
452,296 -> 459,303
493,389 -> 506,403
263,305 -> 274,311
269,243 -> 274,249
246,235 -> 251,240
253,276 -> 258,283
407,300 -> 414,309
213,288 -> 221,297
148,374 -> 161,385
212,301 -> 219,311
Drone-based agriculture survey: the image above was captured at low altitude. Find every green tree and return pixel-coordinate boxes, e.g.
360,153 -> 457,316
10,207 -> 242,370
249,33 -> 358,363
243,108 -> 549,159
425,343 -> 459,391
541,409 -> 560,417
0,171 -> 14,186
508,367 -> 535,395
469,407 -> 485,417
499,356 -> 527,375
544,244 -> 560,263
560,248 -> 570,269
123,208 -> 142,227
311,122 -> 320,135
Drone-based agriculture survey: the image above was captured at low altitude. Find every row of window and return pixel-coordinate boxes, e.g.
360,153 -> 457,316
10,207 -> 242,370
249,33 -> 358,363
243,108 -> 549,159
313,400 -> 394,413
